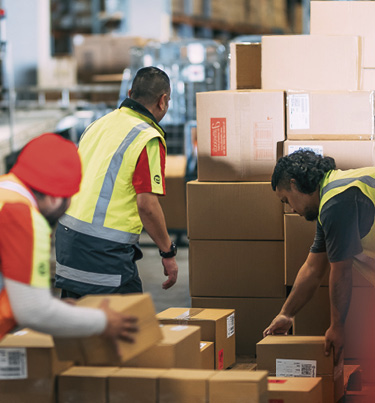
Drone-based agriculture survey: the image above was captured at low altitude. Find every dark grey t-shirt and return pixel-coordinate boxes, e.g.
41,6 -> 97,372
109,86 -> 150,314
310,187 -> 375,262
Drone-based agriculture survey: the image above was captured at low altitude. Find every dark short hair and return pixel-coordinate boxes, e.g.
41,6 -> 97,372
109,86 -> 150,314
130,67 -> 170,105
271,149 -> 336,194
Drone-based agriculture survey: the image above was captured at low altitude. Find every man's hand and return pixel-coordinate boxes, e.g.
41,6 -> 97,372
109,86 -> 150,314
324,324 -> 344,365
263,314 -> 293,337
99,299 -> 138,342
161,256 -> 178,289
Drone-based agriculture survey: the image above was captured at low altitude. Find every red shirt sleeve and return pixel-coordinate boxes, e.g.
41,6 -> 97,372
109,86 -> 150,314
0,203 -> 34,284
132,139 -> 166,195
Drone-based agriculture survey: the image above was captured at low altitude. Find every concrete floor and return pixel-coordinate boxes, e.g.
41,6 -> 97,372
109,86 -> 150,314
138,232 -> 191,313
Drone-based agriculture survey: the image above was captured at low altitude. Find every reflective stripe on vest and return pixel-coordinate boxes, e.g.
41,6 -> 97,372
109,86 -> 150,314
61,121 -> 151,244
321,175 -> 375,199
0,181 -> 37,208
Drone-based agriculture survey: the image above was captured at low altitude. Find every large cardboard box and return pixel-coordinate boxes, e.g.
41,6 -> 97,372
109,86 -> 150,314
268,376 -> 323,403
58,366 -> 118,403
159,369 -> 215,403
284,214 -> 371,287
187,181 -> 284,240
256,336 -> 344,403
361,68 -> 375,91
196,90 -> 285,181
159,155 -> 187,230
189,240 -> 285,297
310,1 -> 375,68
200,341 -> 215,370
229,43 -> 261,90
286,91 -> 375,140
209,370 -> 269,402
0,329 -> 72,403
191,297 -> 285,356
73,34 -> 149,82
108,367 -> 167,403
157,307 -> 235,369
124,324 -> 201,369
262,35 -> 361,91
283,140 -> 375,170
54,293 -> 163,366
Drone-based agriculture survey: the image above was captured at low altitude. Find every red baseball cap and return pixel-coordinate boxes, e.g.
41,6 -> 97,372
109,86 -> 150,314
11,133 -> 82,197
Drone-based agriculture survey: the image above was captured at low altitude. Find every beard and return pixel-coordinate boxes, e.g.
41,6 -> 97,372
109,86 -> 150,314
44,198 -> 70,227
304,206 -> 319,222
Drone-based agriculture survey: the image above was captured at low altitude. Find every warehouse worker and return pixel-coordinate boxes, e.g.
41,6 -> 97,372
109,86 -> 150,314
263,149 -> 375,364
55,66 -> 178,298
0,133 -> 138,343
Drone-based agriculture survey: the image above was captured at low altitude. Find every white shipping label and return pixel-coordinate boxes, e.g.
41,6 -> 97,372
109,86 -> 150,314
289,94 -> 310,130
227,313 -> 235,338
288,145 -> 323,156
276,359 -> 317,377
0,348 -> 27,380
171,325 -> 189,331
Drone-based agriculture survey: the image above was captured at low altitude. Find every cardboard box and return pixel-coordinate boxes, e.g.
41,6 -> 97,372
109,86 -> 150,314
54,293 -> 163,366
283,140 -> 375,169
123,324 -> 201,369
196,90 -> 285,181
191,297 -> 285,356
229,43 -> 261,90
310,1 -> 375,68
361,68 -> 375,91
73,34 -> 149,82
159,155 -> 187,230
268,376 -> 323,403
157,307 -> 235,369
58,366 -> 118,403
200,341 -> 215,370
0,329 -> 72,403
262,35 -> 361,91
189,240 -> 285,297
108,367 -> 168,403
187,181 -> 284,240
209,370 -> 269,402
286,91 -> 375,140
159,369 -> 215,403
256,335 -> 344,403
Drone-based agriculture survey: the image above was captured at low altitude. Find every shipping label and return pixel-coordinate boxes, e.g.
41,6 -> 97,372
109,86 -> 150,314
276,358 -> 317,377
211,118 -> 227,156
288,94 -> 310,130
288,145 -> 323,156
226,313 -> 235,338
0,348 -> 27,379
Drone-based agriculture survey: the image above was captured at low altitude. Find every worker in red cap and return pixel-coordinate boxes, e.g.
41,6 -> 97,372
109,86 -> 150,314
0,133 -> 138,343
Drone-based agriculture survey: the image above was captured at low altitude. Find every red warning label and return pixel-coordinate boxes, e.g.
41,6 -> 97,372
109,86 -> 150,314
210,118 -> 227,157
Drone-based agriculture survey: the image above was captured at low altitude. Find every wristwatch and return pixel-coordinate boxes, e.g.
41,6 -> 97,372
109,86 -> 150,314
159,242 -> 177,258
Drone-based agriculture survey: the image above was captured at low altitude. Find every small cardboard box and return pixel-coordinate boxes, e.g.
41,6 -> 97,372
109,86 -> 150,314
268,376 -> 323,403
159,155 -> 187,230
157,307 -> 235,370
123,324 -> 201,369
286,91 -> 375,140
54,293 -> 163,366
262,35 -> 361,91
229,43 -> 261,90
283,140 -> 375,169
200,341 -> 215,370
209,370 -> 269,402
189,240 -> 285,297
256,336 -> 344,403
310,1 -> 375,68
0,329 -> 72,403
196,90 -> 285,181
191,297 -> 285,356
108,367 -> 167,403
159,369 -> 215,403
187,181 -> 284,240
58,366 -> 118,403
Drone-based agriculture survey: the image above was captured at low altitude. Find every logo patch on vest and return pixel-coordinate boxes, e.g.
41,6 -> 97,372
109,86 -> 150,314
38,262 -> 47,276
154,175 -> 161,185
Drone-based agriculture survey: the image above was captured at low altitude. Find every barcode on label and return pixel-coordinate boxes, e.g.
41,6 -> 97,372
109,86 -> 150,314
276,358 -> 316,378
227,313 -> 235,338
0,348 -> 27,380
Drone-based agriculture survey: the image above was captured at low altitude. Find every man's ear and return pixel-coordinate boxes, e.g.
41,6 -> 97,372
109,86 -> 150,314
158,93 -> 167,111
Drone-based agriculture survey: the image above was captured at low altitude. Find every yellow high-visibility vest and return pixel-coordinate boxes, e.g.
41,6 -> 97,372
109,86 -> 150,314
319,167 -> 375,285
